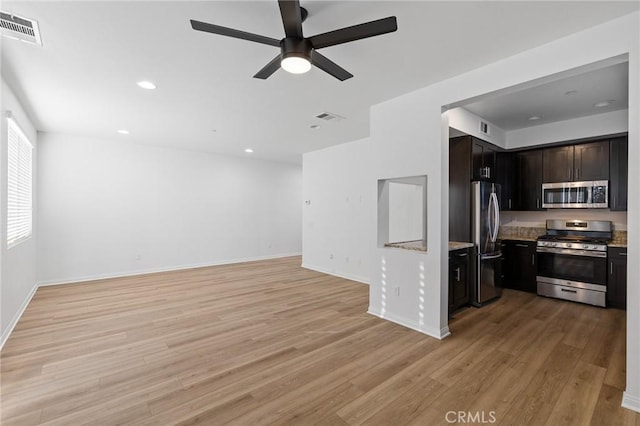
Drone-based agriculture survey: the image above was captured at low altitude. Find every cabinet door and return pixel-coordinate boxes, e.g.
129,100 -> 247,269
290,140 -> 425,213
483,146 -> 497,182
472,141 -> 484,181
501,242 -> 513,288
517,150 -> 544,211
514,242 -> 537,293
449,137 -> 473,242
609,137 -> 628,211
449,249 -> 472,313
448,255 -> 455,316
496,152 -> 514,210
574,141 -> 609,181
608,248 -> 627,310
472,139 -> 497,182
543,146 -> 573,183
502,240 -> 537,292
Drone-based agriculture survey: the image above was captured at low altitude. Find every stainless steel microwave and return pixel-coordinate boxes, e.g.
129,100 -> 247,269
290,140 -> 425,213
541,180 -> 608,208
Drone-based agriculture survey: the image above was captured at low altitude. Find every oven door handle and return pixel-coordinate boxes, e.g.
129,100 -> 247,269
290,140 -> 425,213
536,247 -> 607,258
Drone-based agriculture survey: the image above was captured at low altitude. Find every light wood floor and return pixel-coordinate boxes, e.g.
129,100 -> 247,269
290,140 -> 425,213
1,256 -> 638,425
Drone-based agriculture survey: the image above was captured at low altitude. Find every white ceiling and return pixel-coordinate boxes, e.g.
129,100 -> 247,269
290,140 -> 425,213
463,61 -> 629,131
2,1 -> 638,164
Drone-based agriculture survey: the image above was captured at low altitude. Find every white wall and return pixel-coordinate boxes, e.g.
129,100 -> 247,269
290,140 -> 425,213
388,182 -> 424,243
303,10 -> 640,410
507,109 -> 628,149
448,107 -> 507,148
1,78 -> 38,347
37,133 -> 302,284
302,138 -> 372,284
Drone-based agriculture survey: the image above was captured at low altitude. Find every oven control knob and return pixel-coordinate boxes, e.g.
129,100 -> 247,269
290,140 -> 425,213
582,244 -> 589,249
566,243 -> 572,248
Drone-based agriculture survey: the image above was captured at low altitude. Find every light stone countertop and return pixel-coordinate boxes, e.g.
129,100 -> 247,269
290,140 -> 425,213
384,240 -> 427,252
449,241 -> 474,251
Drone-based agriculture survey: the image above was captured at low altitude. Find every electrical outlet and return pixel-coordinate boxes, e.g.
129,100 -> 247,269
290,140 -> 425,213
329,254 -> 334,260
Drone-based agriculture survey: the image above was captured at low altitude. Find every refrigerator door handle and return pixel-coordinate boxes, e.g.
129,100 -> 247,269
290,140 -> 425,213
493,192 -> 500,242
489,192 -> 499,243
486,194 -> 493,243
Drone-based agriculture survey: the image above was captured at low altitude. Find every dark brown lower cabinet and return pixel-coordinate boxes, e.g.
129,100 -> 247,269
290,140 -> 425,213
608,247 -> 627,309
449,247 -> 473,316
502,240 -> 537,293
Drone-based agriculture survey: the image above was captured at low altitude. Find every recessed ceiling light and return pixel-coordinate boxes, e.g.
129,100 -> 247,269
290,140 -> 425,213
528,116 -> 541,121
137,81 -> 157,90
564,90 -> 578,96
594,100 -> 615,108
244,148 -> 254,153
117,129 -> 130,134
310,124 -> 321,129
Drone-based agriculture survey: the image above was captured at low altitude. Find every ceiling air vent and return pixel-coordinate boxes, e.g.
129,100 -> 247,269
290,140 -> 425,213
1,11 -> 42,45
315,112 -> 345,122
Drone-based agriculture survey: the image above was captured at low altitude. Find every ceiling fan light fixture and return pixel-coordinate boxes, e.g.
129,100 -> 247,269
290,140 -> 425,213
281,55 -> 311,74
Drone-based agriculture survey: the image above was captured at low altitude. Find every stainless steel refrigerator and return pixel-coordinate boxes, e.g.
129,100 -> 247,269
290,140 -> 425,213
471,181 -> 502,305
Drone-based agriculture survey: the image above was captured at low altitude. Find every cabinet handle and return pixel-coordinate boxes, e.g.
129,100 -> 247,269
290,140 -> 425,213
456,253 -> 468,257
576,167 -> 580,180
509,199 -> 512,209
515,243 -> 529,248
537,198 -> 540,209
611,261 -> 613,275
456,267 -> 461,282
532,254 -> 535,265
620,252 -> 627,256
561,288 -> 577,294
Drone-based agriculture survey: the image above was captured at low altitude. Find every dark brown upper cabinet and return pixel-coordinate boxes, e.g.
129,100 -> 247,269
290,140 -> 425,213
496,152 -> 515,211
542,140 -> 609,183
449,135 -> 500,242
472,139 -> 497,182
542,146 -> 573,182
609,136 -> 628,211
516,150 -> 544,211
575,141 -> 609,181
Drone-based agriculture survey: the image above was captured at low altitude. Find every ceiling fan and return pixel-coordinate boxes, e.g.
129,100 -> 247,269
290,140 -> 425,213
190,0 -> 397,81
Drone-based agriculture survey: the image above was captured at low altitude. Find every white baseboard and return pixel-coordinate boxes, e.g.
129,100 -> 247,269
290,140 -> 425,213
367,307 -> 450,340
37,252 -> 302,287
0,282 -> 38,350
301,263 -> 369,285
622,392 -> 640,413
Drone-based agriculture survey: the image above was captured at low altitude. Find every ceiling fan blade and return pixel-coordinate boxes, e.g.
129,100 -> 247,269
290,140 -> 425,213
190,19 -> 281,47
311,52 -> 353,81
309,16 -> 397,49
253,55 -> 282,79
278,0 -> 303,38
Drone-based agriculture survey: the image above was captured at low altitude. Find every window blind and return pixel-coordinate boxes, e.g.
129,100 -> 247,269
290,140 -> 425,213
7,116 -> 33,247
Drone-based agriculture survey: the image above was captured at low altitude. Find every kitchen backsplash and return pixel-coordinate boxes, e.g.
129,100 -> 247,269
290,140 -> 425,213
501,210 -> 628,230
500,210 -> 628,245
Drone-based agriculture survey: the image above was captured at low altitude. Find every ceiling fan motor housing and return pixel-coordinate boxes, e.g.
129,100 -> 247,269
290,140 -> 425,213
280,37 -> 312,61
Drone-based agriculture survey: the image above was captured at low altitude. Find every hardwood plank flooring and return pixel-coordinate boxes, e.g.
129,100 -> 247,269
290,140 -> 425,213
1,256 -> 638,425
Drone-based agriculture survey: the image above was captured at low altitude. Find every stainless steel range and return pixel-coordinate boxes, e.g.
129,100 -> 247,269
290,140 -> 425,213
536,219 -> 612,307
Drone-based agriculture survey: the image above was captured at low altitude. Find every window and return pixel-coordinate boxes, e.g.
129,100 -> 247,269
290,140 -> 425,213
7,116 -> 33,247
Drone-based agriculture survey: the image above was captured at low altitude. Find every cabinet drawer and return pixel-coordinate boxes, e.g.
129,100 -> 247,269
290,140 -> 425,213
537,281 -> 605,307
